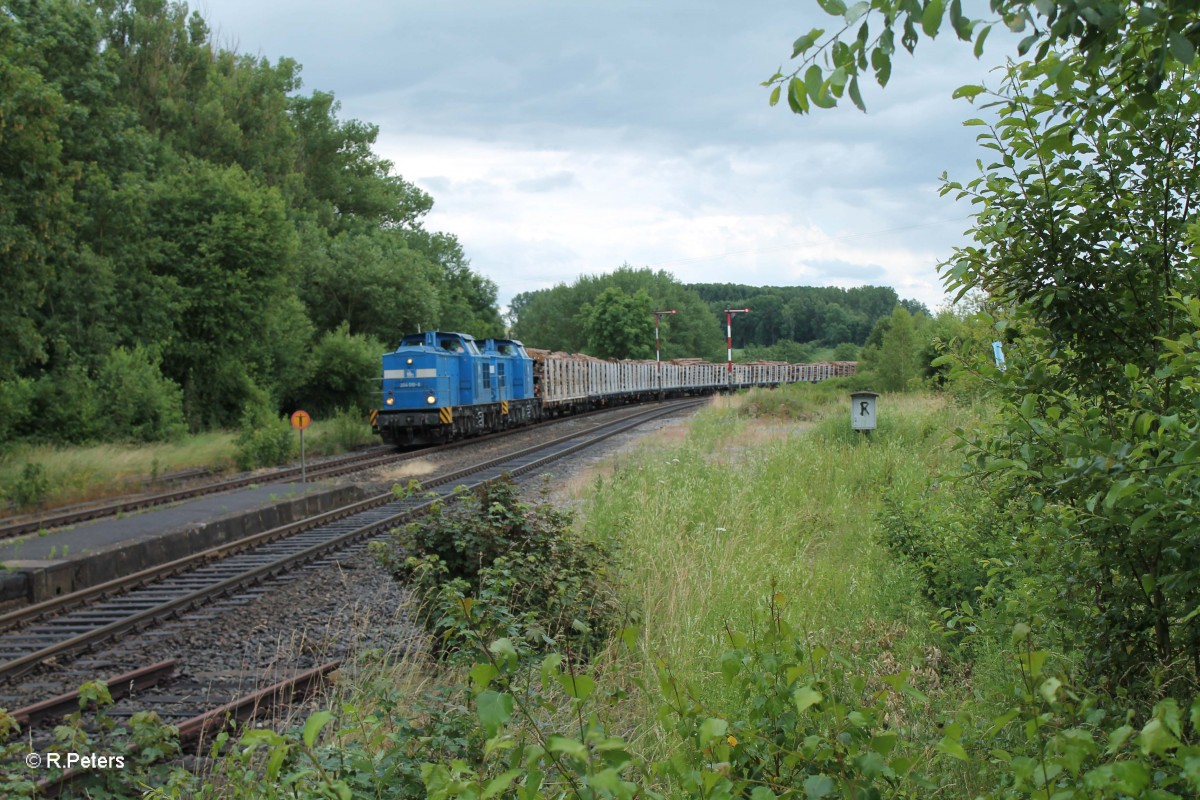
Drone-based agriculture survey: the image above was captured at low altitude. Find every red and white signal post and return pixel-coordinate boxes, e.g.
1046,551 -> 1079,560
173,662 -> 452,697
723,308 -> 751,384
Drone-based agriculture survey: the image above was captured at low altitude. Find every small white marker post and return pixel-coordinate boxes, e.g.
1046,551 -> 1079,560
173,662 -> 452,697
850,391 -> 879,438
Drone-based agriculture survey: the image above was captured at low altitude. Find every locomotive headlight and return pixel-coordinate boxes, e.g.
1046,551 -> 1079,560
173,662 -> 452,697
426,393 -> 437,405
386,397 -> 394,406
406,358 -> 413,365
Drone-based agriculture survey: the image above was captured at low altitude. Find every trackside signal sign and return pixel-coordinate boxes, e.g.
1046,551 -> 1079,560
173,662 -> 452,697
850,391 -> 878,431
291,410 -> 311,430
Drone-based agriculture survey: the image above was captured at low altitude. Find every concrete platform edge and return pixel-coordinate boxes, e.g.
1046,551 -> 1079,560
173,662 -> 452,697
0,484 -> 370,611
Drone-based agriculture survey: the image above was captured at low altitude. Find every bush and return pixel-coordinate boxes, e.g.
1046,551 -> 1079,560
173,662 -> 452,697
0,377 -> 34,448
831,341 -> 859,360
233,394 -> 295,471
310,407 -> 374,455
184,360 -> 263,431
7,462 -> 50,509
373,476 -> 626,659
95,346 -> 186,442
300,324 -> 385,415
878,475 -> 1015,618
29,364 -> 105,444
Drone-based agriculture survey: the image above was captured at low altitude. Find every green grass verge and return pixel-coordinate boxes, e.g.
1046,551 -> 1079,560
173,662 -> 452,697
579,385 -> 979,752
0,411 -> 377,512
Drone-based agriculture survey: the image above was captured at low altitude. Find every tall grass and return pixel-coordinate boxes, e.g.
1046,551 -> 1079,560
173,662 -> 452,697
0,410 -> 376,511
0,433 -> 238,510
580,385 -> 981,745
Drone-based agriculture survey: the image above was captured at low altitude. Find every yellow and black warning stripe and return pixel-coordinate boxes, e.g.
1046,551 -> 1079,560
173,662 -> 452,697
368,409 -> 378,429
501,401 -> 509,415
439,406 -> 453,425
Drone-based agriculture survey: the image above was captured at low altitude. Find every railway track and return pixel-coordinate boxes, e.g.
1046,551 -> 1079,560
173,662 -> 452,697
1,398 -> 701,793
0,400 -> 699,688
15,659 -> 342,797
0,446 -> 397,542
0,402 -> 669,543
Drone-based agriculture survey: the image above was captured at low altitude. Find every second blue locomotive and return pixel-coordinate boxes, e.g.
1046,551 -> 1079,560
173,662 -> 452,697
373,331 -> 539,446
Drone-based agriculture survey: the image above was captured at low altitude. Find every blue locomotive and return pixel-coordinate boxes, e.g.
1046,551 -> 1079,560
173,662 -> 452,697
372,331 -> 539,446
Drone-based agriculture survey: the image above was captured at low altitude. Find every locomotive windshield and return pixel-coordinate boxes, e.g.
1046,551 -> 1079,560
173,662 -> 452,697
396,332 -> 480,355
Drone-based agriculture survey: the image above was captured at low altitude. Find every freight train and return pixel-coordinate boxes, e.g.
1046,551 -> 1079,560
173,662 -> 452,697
370,330 -> 855,447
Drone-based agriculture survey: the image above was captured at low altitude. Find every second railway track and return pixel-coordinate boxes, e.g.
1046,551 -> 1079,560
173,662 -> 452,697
0,401 -> 675,543
0,400 -> 701,694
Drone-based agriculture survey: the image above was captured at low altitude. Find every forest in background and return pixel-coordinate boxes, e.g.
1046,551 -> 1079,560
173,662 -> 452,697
508,267 -> 930,362
1,0 -> 504,445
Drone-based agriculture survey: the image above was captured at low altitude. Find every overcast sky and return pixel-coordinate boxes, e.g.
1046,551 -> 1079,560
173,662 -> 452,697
196,0 -> 1013,312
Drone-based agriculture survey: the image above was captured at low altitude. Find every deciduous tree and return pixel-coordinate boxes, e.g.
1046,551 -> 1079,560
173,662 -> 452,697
941,56 -> 1200,688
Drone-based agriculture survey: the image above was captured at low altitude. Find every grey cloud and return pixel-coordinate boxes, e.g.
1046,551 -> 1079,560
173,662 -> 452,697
418,176 -> 452,194
803,260 -> 890,285
197,0 -> 1018,312
514,171 -> 578,193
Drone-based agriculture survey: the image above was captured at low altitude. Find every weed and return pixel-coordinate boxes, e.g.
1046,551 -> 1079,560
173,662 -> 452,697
9,462 -> 49,509
374,475 -> 629,660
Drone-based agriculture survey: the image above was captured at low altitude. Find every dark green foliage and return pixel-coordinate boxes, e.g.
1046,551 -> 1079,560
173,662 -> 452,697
831,341 -> 858,360
0,0 -> 98,380
8,462 -> 51,509
94,346 -> 185,442
409,230 -> 505,340
0,379 -> 35,449
879,477 -> 1025,636
510,266 -> 723,358
580,287 -> 655,359
741,339 -> 815,363
0,0 -> 504,448
690,282 -> 909,347
857,306 -> 924,391
509,272 -> 909,363
299,324 -> 385,415
375,477 -> 625,659
935,59 -> 1200,694
142,159 -> 298,428
29,363 -> 106,445
233,394 -> 295,471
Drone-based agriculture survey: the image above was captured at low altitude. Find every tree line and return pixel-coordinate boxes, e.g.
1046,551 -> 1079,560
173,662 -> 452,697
0,0 -> 504,446
509,266 -> 928,362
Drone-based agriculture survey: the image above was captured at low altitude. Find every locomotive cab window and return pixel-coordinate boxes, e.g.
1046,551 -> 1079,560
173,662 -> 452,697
498,363 -> 507,388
